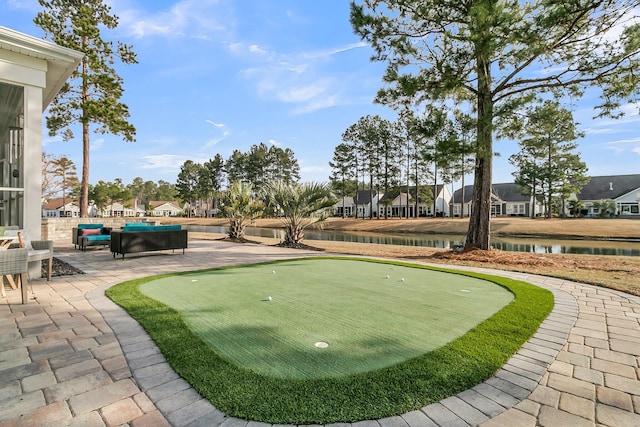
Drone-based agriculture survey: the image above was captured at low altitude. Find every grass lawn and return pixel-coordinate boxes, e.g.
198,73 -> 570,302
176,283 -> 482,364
106,257 -> 553,424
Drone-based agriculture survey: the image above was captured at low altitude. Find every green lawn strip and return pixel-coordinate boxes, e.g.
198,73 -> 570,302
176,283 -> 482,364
106,257 -> 553,425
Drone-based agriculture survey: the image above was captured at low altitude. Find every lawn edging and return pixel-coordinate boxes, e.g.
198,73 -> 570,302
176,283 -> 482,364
106,256 -> 554,424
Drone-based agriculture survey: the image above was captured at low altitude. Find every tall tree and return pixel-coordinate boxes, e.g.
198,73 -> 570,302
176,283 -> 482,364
175,160 -> 201,217
351,0 -> 640,249
508,101 -> 588,218
35,0 -> 137,218
154,180 -> 178,201
329,143 -> 358,218
88,180 -> 110,215
342,115 -> 391,219
52,155 -> 79,216
399,110 -> 433,218
41,153 -> 79,208
200,155 -> 225,216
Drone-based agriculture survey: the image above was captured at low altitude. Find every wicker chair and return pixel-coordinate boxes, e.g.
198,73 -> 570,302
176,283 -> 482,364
4,230 -> 54,281
0,248 -> 29,304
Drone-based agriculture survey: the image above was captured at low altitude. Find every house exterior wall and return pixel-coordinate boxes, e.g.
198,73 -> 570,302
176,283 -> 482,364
616,189 -> 640,216
1,53 -> 45,240
2,27 -> 82,278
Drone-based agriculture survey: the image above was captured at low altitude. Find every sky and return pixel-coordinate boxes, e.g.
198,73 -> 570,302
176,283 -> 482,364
1,0 -> 639,189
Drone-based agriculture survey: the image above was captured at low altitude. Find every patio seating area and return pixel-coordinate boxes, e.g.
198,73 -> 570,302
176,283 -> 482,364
0,238 -> 639,426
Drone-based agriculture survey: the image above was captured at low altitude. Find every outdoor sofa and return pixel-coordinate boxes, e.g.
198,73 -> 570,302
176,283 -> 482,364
110,224 -> 188,258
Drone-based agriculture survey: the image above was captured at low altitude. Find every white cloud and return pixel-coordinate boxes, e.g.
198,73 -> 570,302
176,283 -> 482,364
140,154 -> 186,170
249,44 -> 268,55
117,0 -> 228,39
267,139 -> 281,147
605,137 -> 640,154
205,120 -> 225,128
277,81 -> 329,103
301,42 -> 368,59
293,95 -> 339,115
91,138 -> 104,150
584,127 -> 616,135
5,0 -> 39,12
235,39 -> 370,114
205,130 -> 231,148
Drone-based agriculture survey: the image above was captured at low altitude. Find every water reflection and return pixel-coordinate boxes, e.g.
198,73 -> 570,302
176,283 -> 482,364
184,225 -> 640,257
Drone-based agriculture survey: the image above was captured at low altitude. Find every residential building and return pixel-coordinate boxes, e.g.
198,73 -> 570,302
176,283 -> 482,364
574,174 -> 640,217
1,26 -> 82,278
99,199 -> 145,217
333,196 -> 355,217
354,190 -> 380,218
452,183 -> 540,217
41,198 -> 80,218
148,201 -> 183,217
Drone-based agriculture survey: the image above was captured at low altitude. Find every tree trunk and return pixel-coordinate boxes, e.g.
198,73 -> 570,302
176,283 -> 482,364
466,54 -> 493,250
80,120 -> 90,217
79,54 -> 90,218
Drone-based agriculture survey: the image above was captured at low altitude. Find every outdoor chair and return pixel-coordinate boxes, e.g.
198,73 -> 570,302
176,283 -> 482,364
4,230 -> 54,281
0,248 -> 29,303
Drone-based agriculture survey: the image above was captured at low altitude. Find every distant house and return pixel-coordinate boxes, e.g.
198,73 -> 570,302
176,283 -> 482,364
429,184 -> 452,217
99,199 -> 145,217
453,183 -> 540,217
491,183 -> 540,217
333,196 -> 355,217
574,174 -> 640,217
41,198 -> 80,218
452,185 -> 473,217
378,191 -> 412,218
354,190 -> 380,218
148,201 -> 183,217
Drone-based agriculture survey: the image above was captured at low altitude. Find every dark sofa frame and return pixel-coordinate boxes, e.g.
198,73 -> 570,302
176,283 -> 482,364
72,226 -> 112,250
110,229 -> 188,258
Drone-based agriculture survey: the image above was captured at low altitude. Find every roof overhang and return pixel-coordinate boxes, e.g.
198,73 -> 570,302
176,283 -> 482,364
0,26 -> 83,108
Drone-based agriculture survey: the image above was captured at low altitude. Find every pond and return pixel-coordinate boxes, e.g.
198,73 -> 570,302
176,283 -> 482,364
184,225 -> 640,257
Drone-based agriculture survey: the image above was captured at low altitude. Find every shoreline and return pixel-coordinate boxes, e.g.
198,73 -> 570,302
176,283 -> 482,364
159,216 -> 640,297
159,216 -> 640,242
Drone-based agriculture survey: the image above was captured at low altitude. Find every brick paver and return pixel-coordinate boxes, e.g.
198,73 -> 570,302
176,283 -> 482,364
1,239 -> 639,426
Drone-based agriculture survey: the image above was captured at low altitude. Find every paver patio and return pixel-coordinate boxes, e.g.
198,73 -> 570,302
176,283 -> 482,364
0,238 -> 639,426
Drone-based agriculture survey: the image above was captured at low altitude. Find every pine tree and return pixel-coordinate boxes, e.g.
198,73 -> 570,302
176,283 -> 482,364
351,0 -> 640,249
35,0 -> 137,217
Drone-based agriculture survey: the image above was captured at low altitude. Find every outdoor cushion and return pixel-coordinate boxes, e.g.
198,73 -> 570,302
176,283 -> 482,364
78,224 -> 103,229
85,235 -> 111,241
81,228 -> 102,236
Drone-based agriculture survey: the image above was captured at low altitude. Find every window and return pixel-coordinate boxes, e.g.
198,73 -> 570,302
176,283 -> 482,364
0,82 -> 25,228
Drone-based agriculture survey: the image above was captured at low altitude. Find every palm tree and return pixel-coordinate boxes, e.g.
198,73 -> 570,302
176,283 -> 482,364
568,199 -> 585,218
221,181 -> 265,240
264,182 -> 337,247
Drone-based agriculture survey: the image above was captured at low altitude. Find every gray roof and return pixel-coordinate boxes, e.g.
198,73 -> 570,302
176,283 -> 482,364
577,174 -> 640,201
492,183 -> 531,203
452,183 -> 530,204
452,185 -> 474,204
354,190 -> 377,205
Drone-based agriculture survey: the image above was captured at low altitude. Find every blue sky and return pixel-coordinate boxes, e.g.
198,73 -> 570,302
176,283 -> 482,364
1,0 -> 639,188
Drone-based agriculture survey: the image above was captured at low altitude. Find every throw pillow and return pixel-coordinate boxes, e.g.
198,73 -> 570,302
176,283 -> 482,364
82,228 -> 101,236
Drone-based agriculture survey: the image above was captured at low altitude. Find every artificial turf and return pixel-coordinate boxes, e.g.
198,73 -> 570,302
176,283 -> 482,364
106,257 -> 554,424
140,258 -> 513,379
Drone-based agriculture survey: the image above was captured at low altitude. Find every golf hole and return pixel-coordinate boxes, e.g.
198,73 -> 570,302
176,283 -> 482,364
314,341 -> 329,349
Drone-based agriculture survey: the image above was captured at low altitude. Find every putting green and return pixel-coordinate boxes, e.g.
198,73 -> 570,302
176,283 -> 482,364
141,258 -> 513,379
